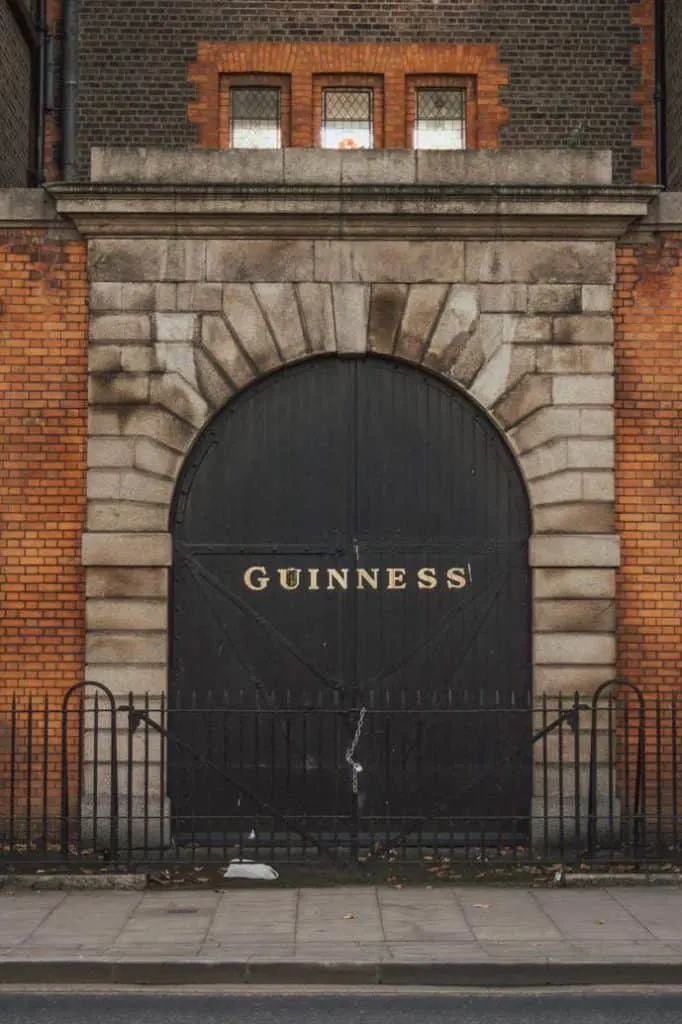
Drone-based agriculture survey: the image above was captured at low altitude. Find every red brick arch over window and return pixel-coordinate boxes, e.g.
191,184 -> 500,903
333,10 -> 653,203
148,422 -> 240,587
188,43 -> 509,150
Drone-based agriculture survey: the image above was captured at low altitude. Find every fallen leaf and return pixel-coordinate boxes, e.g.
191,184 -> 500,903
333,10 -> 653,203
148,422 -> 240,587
595,920 -> 604,925
196,877 -> 209,883
343,913 -> 355,920
472,903 -> 491,909
192,866 -> 205,872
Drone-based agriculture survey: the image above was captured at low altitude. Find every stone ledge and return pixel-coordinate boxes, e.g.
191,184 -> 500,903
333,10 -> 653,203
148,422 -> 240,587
89,146 -> 615,187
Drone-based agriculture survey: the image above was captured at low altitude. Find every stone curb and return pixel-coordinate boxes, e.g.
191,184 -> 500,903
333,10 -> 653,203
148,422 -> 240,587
0,875 -> 146,891
1,873 -> 681,891
1,960 -> 682,987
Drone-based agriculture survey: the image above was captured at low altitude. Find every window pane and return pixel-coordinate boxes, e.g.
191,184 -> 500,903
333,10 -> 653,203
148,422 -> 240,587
322,89 -> 373,149
230,87 -> 281,149
414,88 -> 466,150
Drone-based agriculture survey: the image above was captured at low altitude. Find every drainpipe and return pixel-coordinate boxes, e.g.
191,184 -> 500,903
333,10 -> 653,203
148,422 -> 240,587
62,0 -> 79,180
655,0 -> 667,187
35,0 -> 46,186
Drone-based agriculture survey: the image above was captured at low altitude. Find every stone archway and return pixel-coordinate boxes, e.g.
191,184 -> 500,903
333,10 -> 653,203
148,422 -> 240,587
84,272 -> 618,703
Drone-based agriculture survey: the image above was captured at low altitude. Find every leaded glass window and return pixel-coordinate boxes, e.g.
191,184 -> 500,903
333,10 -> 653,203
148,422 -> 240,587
230,87 -> 281,149
413,88 -> 466,150
321,89 -> 373,150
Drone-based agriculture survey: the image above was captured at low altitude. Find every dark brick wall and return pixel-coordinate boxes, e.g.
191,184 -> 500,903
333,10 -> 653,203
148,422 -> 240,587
0,0 -> 32,186
74,1 -> 644,182
666,0 -> 682,188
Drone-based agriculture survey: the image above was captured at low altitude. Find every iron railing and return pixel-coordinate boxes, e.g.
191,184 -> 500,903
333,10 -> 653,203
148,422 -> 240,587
0,681 -> 679,870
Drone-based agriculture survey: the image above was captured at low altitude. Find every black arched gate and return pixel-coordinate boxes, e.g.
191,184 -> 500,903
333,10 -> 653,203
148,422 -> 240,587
169,357 -> 532,852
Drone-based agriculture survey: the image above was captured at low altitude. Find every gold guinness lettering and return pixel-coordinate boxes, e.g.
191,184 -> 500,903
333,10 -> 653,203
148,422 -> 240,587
243,565 -> 473,592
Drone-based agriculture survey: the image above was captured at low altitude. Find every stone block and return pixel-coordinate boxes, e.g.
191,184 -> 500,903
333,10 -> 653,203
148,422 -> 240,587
529,471 -> 583,506
86,632 -> 167,665
176,283 -> 224,312
395,284 -> 448,362
416,148 -> 613,185
535,345 -> 613,375
120,469 -> 174,504
87,438 -> 135,469
528,285 -> 580,314
552,375 -> 614,405
87,470 -> 122,500
253,283 -> 307,362
533,567 -> 616,600
493,374 -> 552,428
332,285 -> 370,353
535,346 -> 582,374
341,149 -> 416,184
153,342 -> 198,384
86,665 -> 168,694
533,665 -> 615,696
90,283 -> 123,312
297,283 -> 336,353
207,240 -> 314,282
580,409 -> 614,436
149,373 -> 209,429
89,347 -> 122,372
367,283 -> 407,355
469,345 -> 536,410
520,440 -> 568,481
534,633 -> 616,665
120,347 -> 155,373
201,314 -> 255,388
118,407 -> 197,454
478,284 -> 528,313
222,285 -> 280,370
582,284 -> 613,314
86,599 -> 167,631
533,502 -> 615,534
89,374 -> 149,406
194,348 -> 233,410
89,408 -> 122,436
501,315 -> 552,344
86,567 -> 168,599
465,241 -> 615,285
87,501 -> 168,532
82,532 -> 172,566
422,284 -> 479,370
509,407 -> 581,454
582,471 -> 615,501
553,316 -> 614,345
314,240 -> 465,283
529,534 -> 620,568
566,439 -> 614,469
90,314 -> 151,344
153,313 -> 198,343
534,599 -> 616,633
89,239 -> 206,282
283,148 -> 342,185
120,283 -> 177,312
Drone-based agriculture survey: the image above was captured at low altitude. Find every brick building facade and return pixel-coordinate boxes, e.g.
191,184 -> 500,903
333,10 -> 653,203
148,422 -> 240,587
0,0 -> 680,857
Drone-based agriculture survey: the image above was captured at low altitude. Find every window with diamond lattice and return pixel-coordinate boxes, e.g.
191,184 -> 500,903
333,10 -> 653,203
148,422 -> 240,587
321,89 -> 373,150
414,89 -> 466,150
230,87 -> 281,149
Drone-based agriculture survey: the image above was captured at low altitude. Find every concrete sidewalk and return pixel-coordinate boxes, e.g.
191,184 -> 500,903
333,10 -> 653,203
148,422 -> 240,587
1,885 -> 682,986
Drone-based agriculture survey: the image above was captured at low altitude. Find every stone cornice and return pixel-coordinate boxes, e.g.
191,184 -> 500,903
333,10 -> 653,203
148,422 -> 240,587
49,181 -> 657,240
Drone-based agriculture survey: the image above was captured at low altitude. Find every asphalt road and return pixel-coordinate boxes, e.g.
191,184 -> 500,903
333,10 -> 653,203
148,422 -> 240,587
2,990 -> 682,1023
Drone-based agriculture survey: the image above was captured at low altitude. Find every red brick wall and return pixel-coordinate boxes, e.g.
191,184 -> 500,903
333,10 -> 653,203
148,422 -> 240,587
615,236 -> 682,695
615,235 -> 682,827
0,229 -> 88,703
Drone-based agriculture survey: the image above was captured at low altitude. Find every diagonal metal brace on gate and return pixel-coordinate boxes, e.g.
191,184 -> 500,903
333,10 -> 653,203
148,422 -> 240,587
381,697 -> 590,854
119,701 -> 344,864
